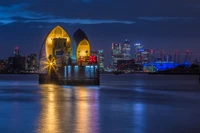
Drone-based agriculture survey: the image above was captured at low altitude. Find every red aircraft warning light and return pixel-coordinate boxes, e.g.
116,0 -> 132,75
89,55 -> 97,64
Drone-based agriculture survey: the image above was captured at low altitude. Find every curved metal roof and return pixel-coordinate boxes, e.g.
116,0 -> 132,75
73,28 -> 88,45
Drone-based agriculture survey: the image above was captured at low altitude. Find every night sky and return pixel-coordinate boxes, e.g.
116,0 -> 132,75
0,0 -> 200,65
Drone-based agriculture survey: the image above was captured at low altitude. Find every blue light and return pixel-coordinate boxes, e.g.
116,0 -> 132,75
74,66 -> 79,78
68,66 -> 71,78
135,43 -> 141,46
184,62 -> 190,65
144,62 -> 180,71
64,66 -> 67,78
139,49 -> 144,52
85,65 -> 91,78
99,49 -> 103,53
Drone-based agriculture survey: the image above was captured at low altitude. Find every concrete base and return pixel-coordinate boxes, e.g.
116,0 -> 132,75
61,79 -> 100,85
39,65 -> 100,86
39,74 -> 100,85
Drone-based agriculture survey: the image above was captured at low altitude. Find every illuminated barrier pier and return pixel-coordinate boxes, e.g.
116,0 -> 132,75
62,65 -> 99,85
39,26 -> 100,85
39,65 -> 99,85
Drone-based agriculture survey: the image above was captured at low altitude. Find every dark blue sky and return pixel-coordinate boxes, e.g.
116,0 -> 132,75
0,0 -> 200,65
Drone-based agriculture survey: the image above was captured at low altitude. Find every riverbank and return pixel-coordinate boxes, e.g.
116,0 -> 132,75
0,72 -> 38,74
148,72 -> 199,75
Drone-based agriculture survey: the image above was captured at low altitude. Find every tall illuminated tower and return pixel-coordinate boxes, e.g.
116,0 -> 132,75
122,39 -> 131,60
14,46 -> 20,56
134,43 -> 143,63
25,54 -> 37,71
98,49 -> 104,72
111,43 -> 123,69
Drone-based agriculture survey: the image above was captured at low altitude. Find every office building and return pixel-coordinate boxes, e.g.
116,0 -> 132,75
134,43 -> 144,63
97,49 -> 104,72
6,47 -> 26,72
141,49 -> 150,63
0,60 -> 8,72
134,44 -> 150,63
111,43 -> 123,69
25,54 -> 37,71
14,46 -> 20,56
122,39 -> 131,60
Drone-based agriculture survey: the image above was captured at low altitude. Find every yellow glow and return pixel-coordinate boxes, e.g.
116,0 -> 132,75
76,39 -> 90,60
47,38 -> 52,44
37,85 -> 61,133
40,58 -> 57,77
75,87 -> 89,133
36,85 -> 99,133
45,25 -> 72,59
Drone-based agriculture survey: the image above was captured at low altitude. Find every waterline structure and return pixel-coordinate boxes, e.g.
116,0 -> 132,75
39,25 -> 100,85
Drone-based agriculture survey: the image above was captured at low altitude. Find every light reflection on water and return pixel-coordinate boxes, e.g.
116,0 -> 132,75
0,75 -> 200,133
36,85 -> 99,133
132,103 -> 145,133
37,85 -> 61,133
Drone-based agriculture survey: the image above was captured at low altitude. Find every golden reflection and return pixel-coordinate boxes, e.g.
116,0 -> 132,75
37,85 -> 63,133
75,87 -> 90,133
36,85 -> 99,133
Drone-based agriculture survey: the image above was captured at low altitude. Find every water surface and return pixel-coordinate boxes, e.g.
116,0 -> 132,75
0,74 -> 200,133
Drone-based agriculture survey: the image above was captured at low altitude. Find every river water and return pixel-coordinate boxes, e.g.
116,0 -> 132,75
0,74 -> 200,133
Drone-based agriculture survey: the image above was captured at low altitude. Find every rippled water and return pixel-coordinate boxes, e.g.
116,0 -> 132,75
0,74 -> 200,133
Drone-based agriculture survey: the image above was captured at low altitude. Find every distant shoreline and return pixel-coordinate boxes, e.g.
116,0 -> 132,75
0,72 -> 198,76
0,73 -> 38,74
102,72 -> 199,75
101,72 -> 148,74
148,72 -> 199,75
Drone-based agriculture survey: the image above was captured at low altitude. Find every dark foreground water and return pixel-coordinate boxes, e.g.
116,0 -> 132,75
0,74 -> 200,133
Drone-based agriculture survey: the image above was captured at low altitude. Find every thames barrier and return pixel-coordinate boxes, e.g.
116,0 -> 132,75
38,25 -> 100,85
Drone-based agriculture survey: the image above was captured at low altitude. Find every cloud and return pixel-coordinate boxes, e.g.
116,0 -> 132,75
25,18 -> 134,24
0,3 -> 48,24
138,17 -> 196,21
0,19 -> 15,24
0,3 -> 134,25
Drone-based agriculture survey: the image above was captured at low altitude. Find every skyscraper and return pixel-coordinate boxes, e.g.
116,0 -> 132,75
14,46 -> 19,56
25,54 -> 37,71
7,47 -> 26,72
112,43 -> 121,55
98,49 -> 104,72
122,39 -> 131,60
134,44 -> 150,63
111,43 -> 123,69
134,43 -> 143,63
141,49 -> 150,63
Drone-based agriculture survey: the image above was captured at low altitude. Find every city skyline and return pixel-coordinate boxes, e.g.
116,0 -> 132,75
1,39 -> 198,66
1,0 -> 200,65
